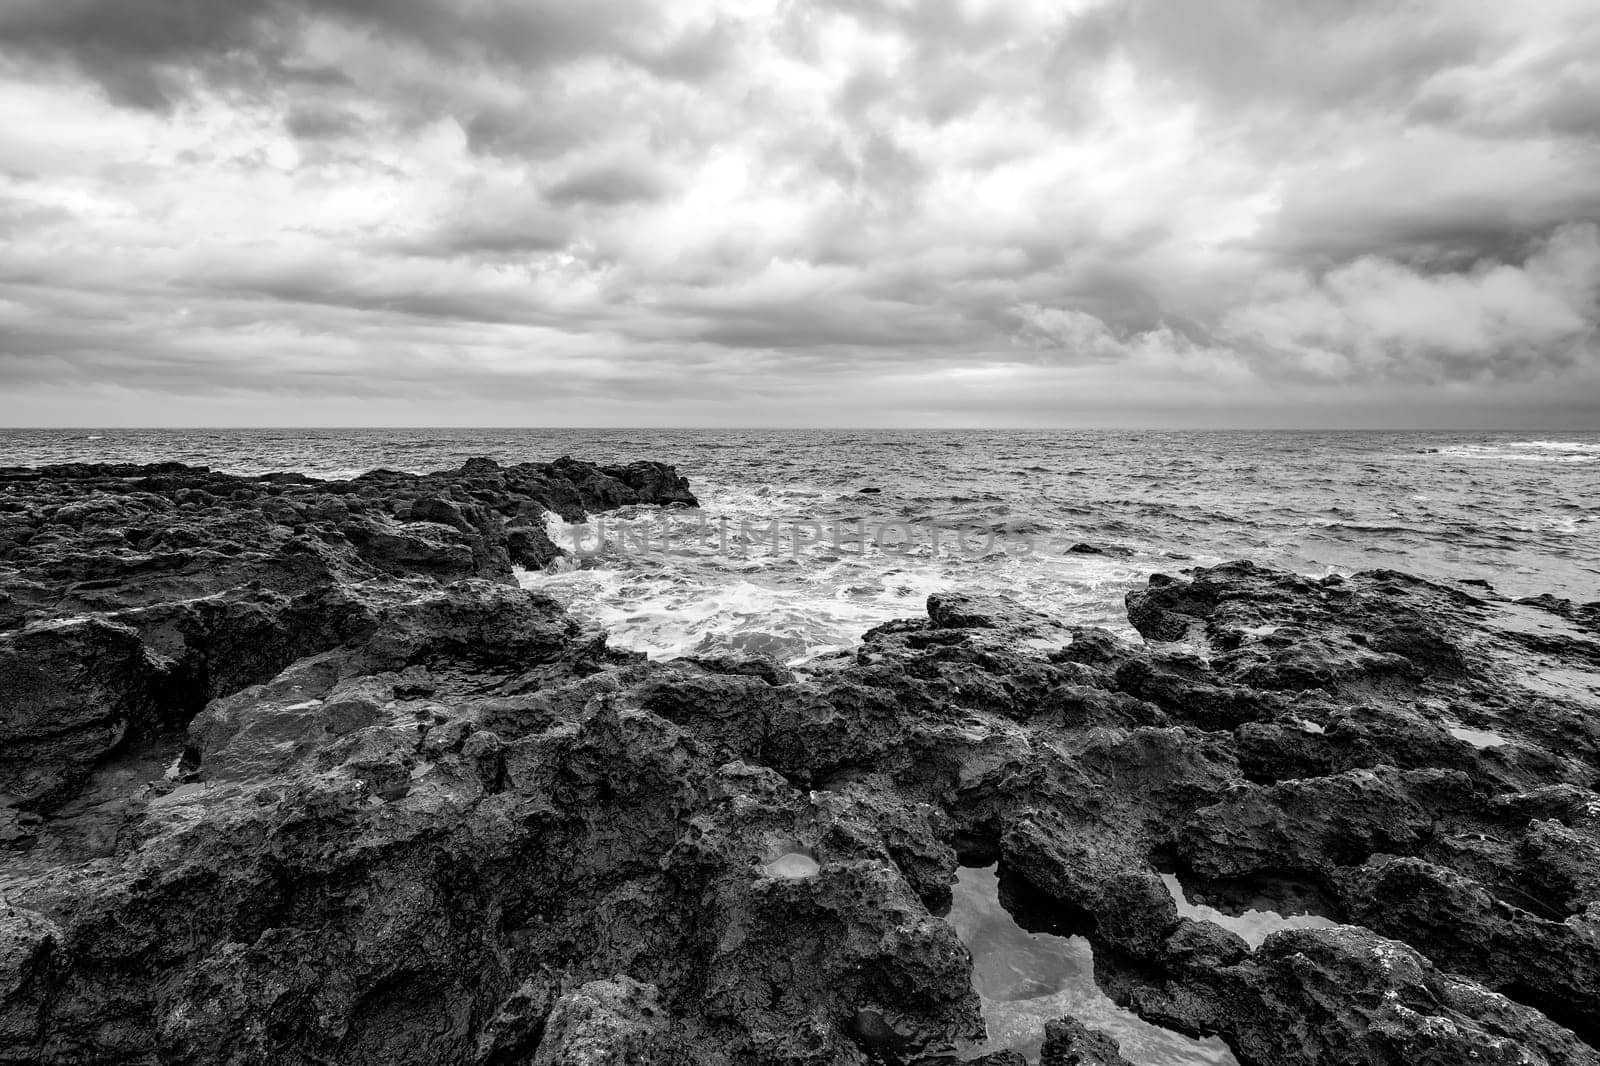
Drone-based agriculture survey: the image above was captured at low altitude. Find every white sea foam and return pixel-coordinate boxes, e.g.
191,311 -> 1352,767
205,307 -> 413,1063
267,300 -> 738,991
524,561 -> 952,665
1438,441 -> 1600,463
517,478 -> 1154,664
1507,440 -> 1600,453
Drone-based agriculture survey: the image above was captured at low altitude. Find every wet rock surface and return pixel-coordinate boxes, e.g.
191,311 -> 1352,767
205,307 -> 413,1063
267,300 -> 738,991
2,472 -> 1599,1064
0,457 -> 694,810
1040,1016 -> 1135,1065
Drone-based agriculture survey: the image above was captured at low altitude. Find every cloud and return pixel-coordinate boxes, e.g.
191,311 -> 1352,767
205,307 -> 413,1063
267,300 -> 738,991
1223,223 -> 1600,383
284,101 -> 363,141
0,0 -> 1597,426
1013,225 -> 1600,385
0,0 -> 282,108
545,163 -> 672,207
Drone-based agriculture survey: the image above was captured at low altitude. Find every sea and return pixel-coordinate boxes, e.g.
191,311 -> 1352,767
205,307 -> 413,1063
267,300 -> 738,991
3,428 -> 1597,665
5,426 -> 1595,1064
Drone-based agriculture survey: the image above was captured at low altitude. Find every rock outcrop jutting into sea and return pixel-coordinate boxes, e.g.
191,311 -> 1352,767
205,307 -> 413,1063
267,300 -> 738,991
2,458 -> 1599,1065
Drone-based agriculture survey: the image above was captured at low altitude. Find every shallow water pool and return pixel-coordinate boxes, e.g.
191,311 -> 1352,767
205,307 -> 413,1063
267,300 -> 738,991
944,865 -> 1237,1064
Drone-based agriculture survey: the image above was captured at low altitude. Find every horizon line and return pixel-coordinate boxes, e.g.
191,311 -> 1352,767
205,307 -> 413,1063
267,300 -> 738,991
1,425 -> 1597,434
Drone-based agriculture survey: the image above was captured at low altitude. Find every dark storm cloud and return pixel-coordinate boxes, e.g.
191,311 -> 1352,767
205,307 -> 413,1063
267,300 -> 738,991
461,104 -> 601,161
682,302 -> 982,352
283,102 -> 362,141
0,0 -> 284,108
1255,189 -> 1600,271
0,0 -> 716,110
1,0 -> 1598,425
372,207 -> 576,262
192,260 -> 571,327
545,164 -> 671,207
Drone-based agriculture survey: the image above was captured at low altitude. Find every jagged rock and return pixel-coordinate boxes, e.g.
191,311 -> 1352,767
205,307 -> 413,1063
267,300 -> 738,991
533,977 -> 680,1066
1126,563 -> 1472,687
1521,817 -> 1600,915
1093,870 -> 1181,959
1336,855 -> 1600,1041
1066,543 -> 1132,557
0,458 -> 694,817
3,461 -> 1600,1066
599,461 -> 700,509
1179,767 -> 1482,881
1130,925 -> 1599,1066
0,908 -> 59,1047
548,457 -> 696,513
507,523 -> 563,569
1040,1016 -> 1134,1065
0,619 -> 161,806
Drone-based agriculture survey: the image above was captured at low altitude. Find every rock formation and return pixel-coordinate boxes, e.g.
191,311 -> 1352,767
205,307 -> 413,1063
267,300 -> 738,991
3,465 -> 1599,1064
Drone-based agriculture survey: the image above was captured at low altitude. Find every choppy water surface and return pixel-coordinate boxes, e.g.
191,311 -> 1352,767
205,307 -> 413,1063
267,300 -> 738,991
3,428 -> 1596,664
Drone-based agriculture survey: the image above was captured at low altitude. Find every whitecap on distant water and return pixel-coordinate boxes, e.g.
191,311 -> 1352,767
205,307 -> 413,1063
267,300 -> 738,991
1509,440 -> 1600,453
1438,440 -> 1600,463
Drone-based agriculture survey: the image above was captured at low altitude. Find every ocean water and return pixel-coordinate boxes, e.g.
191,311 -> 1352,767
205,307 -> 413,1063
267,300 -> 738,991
5,434 -> 1596,1061
3,428 -> 1597,666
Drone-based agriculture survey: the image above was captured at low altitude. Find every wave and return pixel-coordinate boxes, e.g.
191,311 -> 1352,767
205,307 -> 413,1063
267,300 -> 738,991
8,428 -> 1597,650
1507,440 -> 1600,453
1316,522 -> 1430,535
1438,441 -> 1600,463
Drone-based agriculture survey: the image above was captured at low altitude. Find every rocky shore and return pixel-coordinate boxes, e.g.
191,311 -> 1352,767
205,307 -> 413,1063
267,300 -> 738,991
3,459 -> 1599,1065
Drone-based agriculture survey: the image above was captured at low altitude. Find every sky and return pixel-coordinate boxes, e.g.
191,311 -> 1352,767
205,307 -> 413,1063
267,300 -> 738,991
1,0 -> 1598,428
